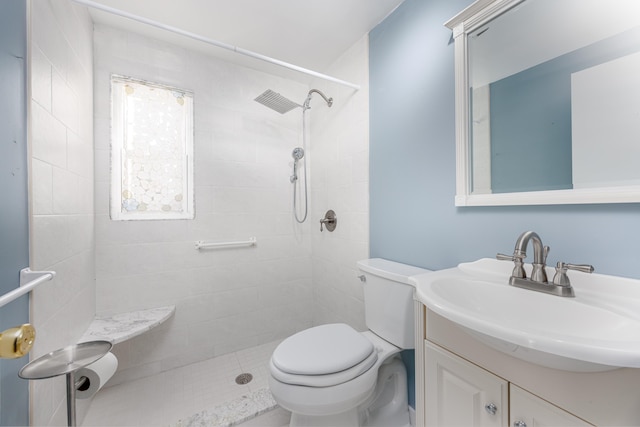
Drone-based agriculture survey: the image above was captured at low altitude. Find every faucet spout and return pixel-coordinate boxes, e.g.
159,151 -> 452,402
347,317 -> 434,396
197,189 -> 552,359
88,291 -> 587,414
514,231 -> 548,283
514,231 -> 543,262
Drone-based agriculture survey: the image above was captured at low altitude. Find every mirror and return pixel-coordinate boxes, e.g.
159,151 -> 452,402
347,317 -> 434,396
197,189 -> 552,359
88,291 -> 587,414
446,0 -> 640,206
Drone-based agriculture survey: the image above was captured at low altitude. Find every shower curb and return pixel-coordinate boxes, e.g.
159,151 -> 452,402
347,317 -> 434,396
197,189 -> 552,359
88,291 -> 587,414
170,388 -> 277,427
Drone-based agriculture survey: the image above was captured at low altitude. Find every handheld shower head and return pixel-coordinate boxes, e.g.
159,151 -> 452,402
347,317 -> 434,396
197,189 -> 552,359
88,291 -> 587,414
290,147 -> 305,183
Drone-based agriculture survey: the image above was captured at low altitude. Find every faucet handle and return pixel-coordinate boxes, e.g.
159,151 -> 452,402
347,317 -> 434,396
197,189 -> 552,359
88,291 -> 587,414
553,261 -> 594,286
542,246 -> 550,264
496,253 -> 526,278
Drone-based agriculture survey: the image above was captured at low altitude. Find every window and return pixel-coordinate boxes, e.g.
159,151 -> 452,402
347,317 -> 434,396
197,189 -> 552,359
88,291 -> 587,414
110,75 -> 194,220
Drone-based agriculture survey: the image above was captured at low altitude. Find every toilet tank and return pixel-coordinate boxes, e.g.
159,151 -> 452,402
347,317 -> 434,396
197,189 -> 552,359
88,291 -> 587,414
357,258 -> 431,349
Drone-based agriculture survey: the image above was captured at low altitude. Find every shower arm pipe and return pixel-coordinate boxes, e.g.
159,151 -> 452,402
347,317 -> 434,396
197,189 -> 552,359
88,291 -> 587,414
72,0 -> 361,91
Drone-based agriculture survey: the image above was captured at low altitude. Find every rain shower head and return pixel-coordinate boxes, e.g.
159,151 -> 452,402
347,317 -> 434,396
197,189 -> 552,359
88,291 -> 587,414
254,89 -> 301,114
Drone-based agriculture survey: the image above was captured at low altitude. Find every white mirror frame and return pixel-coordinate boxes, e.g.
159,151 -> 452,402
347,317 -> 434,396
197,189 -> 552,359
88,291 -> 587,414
446,0 -> 640,206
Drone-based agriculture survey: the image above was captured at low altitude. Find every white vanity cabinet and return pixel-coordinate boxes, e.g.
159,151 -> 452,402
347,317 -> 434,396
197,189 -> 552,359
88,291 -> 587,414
425,341 -> 507,426
425,340 -> 591,427
412,257 -> 640,425
415,303 -> 609,426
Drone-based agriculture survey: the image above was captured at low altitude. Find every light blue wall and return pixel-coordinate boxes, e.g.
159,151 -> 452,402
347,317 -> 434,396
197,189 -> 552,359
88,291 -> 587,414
0,0 -> 29,425
370,0 -> 640,279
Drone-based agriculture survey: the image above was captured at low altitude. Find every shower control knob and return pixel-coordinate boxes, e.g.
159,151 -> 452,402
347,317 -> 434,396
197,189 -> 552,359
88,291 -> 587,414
319,210 -> 337,232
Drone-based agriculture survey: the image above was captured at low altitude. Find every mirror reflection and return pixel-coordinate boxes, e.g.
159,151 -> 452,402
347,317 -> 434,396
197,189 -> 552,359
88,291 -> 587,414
467,0 -> 640,196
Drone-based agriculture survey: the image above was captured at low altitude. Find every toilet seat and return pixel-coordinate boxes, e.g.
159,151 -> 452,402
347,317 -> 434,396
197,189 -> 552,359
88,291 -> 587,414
270,323 -> 378,387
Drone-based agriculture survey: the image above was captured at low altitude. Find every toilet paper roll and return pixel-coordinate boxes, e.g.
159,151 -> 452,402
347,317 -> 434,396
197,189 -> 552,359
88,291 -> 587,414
75,352 -> 118,399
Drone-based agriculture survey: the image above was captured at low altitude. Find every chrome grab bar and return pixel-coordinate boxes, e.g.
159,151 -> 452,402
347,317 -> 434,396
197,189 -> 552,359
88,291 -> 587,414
194,237 -> 257,250
0,268 -> 56,309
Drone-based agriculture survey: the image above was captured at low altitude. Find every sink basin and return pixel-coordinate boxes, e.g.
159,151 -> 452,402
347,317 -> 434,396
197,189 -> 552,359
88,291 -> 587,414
412,258 -> 640,372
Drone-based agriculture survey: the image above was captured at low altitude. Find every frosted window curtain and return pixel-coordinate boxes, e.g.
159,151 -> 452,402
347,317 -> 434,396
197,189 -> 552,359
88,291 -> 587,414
110,75 -> 194,220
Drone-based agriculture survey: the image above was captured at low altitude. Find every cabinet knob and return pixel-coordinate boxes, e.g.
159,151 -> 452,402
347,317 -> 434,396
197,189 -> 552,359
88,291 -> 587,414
514,421 -> 527,427
484,403 -> 497,415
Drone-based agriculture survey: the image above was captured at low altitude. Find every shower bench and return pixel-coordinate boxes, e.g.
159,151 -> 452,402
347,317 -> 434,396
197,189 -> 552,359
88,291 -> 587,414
79,305 -> 175,344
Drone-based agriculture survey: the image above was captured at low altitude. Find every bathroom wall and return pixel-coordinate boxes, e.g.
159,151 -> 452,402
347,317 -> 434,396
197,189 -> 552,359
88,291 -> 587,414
0,1 -> 29,424
29,0 -> 95,425
370,0 -> 640,279
310,36 -> 370,331
94,25 -> 315,384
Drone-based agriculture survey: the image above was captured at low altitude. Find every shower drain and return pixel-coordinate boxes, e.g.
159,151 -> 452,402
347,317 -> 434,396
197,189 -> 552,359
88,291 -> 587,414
235,373 -> 253,385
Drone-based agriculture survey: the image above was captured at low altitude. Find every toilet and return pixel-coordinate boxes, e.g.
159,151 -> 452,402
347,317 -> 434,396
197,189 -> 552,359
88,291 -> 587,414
269,258 -> 431,427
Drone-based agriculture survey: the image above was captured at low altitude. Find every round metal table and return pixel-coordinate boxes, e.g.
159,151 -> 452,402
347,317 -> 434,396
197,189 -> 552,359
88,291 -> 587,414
19,340 -> 112,426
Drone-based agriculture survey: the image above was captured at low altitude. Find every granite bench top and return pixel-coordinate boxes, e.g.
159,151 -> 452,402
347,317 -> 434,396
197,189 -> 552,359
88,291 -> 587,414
79,305 -> 175,344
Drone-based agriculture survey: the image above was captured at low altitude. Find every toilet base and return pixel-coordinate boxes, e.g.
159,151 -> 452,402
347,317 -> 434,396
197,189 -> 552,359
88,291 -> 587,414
290,409 -> 360,427
286,356 -> 410,427
360,356 -> 411,427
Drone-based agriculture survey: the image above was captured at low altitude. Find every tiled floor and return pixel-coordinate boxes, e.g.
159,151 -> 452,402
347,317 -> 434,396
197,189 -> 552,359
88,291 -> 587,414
82,340 -> 290,427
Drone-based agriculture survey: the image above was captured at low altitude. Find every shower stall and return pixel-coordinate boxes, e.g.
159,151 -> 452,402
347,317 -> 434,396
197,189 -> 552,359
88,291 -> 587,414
27,1 -> 371,423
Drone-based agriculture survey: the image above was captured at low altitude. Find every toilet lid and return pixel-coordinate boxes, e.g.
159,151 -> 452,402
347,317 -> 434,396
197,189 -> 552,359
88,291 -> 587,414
272,323 -> 374,375
270,348 -> 378,387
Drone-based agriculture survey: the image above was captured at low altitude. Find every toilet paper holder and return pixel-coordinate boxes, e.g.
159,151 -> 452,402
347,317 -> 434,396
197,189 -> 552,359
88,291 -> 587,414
19,340 -> 113,427
54,356 -> 113,394
75,375 -> 89,391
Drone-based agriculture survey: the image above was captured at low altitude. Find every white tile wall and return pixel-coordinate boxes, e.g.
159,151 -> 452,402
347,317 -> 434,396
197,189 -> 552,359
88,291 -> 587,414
93,26 -> 316,385
309,37 -> 370,330
29,0 -> 95,425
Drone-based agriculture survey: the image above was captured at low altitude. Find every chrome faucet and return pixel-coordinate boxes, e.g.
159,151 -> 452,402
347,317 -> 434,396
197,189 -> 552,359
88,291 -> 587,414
513,231 -> 549,283
497,231 -> 593,297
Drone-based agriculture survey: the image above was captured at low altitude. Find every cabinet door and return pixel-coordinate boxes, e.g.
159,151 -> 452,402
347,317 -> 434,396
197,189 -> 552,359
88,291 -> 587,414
510,384 -> 593,427
425,341 -> 508,427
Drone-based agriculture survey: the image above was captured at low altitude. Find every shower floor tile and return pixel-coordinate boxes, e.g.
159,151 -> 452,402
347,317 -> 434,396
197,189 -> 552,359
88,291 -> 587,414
82,340 -> 290,427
